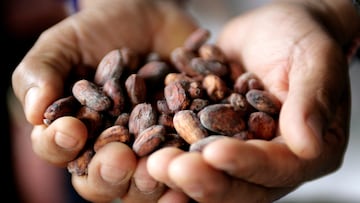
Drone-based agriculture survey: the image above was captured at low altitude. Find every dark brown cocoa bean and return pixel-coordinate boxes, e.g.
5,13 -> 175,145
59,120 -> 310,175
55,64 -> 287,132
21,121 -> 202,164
246,89 -> 282,115
125,74 -> 147,106
43,96 -> 80,125
190,57 -> 228,77
161,133 -> 189,150
103,77 -> 125,117
114,113 -> 130,126
198,104 -> 246,136
128,103 -> 157,137
170,47 -> 198,76
248,111 -> 277,140
76,106 -> 104,139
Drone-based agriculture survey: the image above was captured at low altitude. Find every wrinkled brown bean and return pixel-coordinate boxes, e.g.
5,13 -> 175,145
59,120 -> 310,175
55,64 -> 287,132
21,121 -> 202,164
94,125 -> 131,152
103,77 -> 125,117
173,110 -> 208,144
125,74 -> 147,106
94,49 -> 124,85
128,103 -> 157,137
76,106 -> 104,139
72,79 -> 112,112
164,81 -> 190,112
246,89 -> 282,115
132,125 -> 166,157
202,74 -> 229,102
198,104 -> 246,136
67,148 -> 94,176
248,111 -> 277,140
43,96 -> 80,125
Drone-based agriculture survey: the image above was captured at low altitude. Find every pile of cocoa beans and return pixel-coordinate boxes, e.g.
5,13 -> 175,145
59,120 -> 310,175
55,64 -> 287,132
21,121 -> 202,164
43,28 -> 282,176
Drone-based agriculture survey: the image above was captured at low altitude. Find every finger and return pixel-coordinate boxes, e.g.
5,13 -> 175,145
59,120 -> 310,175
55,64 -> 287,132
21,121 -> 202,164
122,157 -> 166,203
280,34 -> 349,159
31,116 -> 87,166
11,20 -> 81,125
158,189 -> 190,203
71,142 -> 136,203
167,152 -> 233,203
147,147 -> 185,190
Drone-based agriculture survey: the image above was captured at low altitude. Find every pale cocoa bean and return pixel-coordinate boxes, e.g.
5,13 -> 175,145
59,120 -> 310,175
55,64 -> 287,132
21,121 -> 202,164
198,44 -> 227,64
94,125 -> 131,152
103,77 -> 125,117
246,89 -> 281,115
248,111 -> 276,140
187,81 -> 204,99
132,125 -> 166,157
202,74 -> 229,101
164,72 -> 194,86
43,96 -> 80,125
125,74 -> 147,106
183,28 -> 210,51
198,104 -> 246,136
164,81 -> 190,112
128,103 -> 157,137
67,148 -> 94,176
173,110 -> 208,144
72,79 -> 112,112
94,49 -> 124,85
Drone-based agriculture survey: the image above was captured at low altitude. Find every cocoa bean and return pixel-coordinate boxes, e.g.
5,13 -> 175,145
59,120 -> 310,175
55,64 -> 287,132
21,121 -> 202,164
72,79 -> 112,112
128,103 -> 157,137
132,125 -> 166,157
43,96 -> 80,125
94,49 -> 124,85
173,110 -> 208,144
198,104 -> 246,136
94,125 -> 131,152
246,89 -> 282,115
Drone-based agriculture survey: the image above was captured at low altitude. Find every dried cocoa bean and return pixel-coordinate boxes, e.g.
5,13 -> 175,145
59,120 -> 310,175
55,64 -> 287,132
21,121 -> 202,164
164,81 -> 190,112
202,74 -> 229,101
125,74 -> 147,106
94,125 -> 131,152
43,96 -> 80,125
103,77 -> 125,117
198,104 -> 246,136
128,103 -> 157,137
67,148 -> 94,176
132,125 -> 166,157
94,49 -> 124,85
72,79 -> 112,112
173,110 -> 208,144
248,111 -> 277,140
246,89 -> 281,115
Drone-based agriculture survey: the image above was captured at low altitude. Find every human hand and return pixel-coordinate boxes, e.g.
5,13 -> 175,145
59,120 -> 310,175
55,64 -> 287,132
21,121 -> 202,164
11,0 -> 197,202
147,0 -> 360,202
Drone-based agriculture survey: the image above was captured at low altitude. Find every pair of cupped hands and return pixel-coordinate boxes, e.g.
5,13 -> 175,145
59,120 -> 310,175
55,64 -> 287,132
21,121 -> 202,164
11,0 -> 359,202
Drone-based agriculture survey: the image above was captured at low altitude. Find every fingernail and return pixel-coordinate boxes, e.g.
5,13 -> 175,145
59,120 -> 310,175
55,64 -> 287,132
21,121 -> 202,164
55,132 -> 78,149
101,164 -> 130,184
24,87 -> 39,116
134,176 -> 159,192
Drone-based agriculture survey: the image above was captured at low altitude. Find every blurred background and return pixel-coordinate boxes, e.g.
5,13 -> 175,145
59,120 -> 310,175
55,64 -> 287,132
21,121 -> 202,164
2,0 -> 359,202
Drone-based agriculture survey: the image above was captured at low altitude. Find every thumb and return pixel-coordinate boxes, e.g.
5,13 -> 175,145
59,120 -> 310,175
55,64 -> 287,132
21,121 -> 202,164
280,36 -> 349,159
